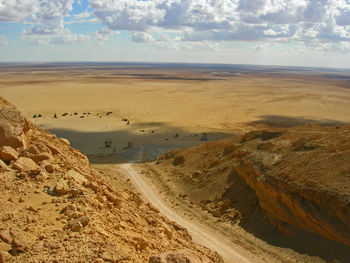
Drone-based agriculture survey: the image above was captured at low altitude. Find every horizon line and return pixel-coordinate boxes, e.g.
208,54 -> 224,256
0,60 -> 350,71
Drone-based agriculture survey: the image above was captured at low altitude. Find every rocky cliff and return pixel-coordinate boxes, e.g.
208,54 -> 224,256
155,125 -> 350,249
0,96 -> 220,262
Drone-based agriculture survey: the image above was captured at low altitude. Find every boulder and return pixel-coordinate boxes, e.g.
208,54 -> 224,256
55,170 -> 87,195
12,157 -> 40,175
0,146 -> 19,161
66,169 -> 88,185
29,152 -> 52,164
24,144 -> 53,164
35,142 -> 51,154
149,249 -> 211,263
55,178 -> 70,195
0,104 -> 28,149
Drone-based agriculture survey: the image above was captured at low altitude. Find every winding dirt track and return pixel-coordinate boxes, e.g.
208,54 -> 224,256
120,163 -> 255,263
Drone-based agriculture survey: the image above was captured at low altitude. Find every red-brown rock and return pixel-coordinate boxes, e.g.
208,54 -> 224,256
0,146 -> 19,161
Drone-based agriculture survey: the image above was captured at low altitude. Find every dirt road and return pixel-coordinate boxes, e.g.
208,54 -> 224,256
120,163 -> 260,263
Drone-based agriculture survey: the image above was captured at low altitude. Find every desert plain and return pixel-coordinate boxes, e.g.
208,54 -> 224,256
1,62 -> 350,263
1,63 -> 350,162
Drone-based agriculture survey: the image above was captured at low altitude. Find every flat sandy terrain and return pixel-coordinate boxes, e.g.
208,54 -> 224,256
1,63 -> 350,162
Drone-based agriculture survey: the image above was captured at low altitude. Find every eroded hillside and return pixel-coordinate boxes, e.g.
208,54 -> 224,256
0,96 -> 221,262
151,125 -> 350,261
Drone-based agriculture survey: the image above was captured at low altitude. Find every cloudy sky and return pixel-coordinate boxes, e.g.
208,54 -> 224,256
1,0 -> 350,68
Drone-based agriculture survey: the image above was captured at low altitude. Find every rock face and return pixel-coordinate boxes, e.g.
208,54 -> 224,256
156,125 -> 350,248
0,146 -> 19,161
0,96 -> 218,262
0,98 -> 28,148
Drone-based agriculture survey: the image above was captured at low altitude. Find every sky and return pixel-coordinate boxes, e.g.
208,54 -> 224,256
1,0 -> 350,68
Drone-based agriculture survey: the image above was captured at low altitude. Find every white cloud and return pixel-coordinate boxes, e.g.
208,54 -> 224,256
90,0 -> 167,31
13,0 -> 92,46
0,0 -> 39,22
93,27 -> 118,44
131,31 -> 155,43
22,25 -> 61,35
0,34 -> 7,46
31,0 -> 75,30
21,28 -> 90,45
1,0 -> 350,55
89,0 -> 350,49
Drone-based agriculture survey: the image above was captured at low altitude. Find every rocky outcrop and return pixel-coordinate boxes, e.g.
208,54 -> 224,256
0,98 -> 29,149
156,125 -> 350,248
0,96 -> 217,262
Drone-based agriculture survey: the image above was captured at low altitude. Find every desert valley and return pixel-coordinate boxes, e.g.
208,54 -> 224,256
1,62 -> 350,262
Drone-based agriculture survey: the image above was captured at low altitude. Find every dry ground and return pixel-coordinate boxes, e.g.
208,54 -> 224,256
1,63 -> 350,262
1,64 -> 350,163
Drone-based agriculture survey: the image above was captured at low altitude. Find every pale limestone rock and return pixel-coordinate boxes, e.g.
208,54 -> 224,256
29,152 -> 52,163
12,157 -> 39,174
35,142 -> 51,154
0,104 -> 28,148
67,169 -> 88,185
55,178 -> 70,195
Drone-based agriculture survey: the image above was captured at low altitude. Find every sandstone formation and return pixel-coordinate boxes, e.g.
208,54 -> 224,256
155,125 -> 350,248
0,97 -> 217,262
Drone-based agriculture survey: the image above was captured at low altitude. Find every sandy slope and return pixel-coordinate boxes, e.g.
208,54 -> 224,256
119,163 -> 259,263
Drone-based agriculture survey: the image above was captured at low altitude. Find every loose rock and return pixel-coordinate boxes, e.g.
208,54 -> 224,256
12,157 -> 40,175
0,146 -> 19,161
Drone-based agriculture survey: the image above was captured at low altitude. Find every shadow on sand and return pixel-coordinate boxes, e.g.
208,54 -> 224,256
248,115 -> 348,128
47,123 -> 234,164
